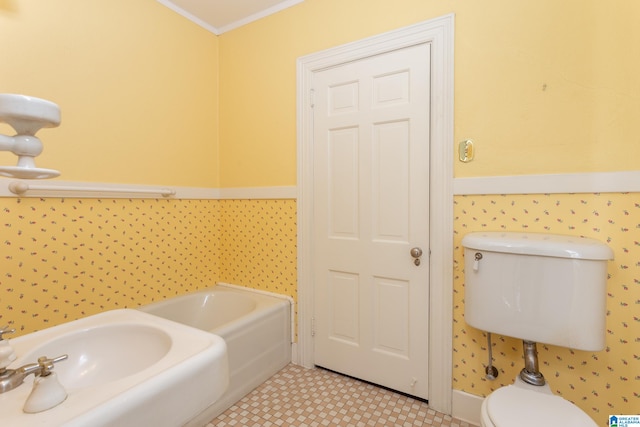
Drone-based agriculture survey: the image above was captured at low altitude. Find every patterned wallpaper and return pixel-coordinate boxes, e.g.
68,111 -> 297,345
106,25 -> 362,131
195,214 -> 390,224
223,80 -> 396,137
217,199 -> 297,301
0,197 -> 297,337
217,199 -> 298,338
2,190 -> 637,422
453,192 -> 639,422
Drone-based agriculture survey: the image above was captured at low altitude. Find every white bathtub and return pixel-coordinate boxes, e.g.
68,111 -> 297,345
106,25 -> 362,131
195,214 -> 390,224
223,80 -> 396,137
138,283 -> 292,425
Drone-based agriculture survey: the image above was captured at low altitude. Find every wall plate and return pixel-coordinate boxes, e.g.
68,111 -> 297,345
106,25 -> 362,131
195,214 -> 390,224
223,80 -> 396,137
459,139 -> 474,162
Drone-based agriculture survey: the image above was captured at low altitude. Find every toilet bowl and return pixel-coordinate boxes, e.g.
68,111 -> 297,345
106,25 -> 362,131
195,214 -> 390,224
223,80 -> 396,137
480,377 -> 597,427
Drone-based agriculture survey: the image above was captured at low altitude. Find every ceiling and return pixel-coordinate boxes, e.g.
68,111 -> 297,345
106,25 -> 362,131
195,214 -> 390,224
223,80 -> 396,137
157,0 -> 304,35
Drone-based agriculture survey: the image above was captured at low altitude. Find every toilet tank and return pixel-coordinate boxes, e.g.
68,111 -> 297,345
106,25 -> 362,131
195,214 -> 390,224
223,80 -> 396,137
462,232 -> 613,351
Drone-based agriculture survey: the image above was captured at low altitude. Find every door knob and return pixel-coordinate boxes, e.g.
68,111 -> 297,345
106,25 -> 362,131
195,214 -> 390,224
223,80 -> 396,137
410,247 -> 423,266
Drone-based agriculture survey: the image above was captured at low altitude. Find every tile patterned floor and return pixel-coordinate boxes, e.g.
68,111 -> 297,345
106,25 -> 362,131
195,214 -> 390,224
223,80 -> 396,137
208,364 -> 476,427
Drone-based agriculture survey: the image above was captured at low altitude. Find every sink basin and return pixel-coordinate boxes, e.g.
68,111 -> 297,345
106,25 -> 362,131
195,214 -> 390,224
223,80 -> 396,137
21,324 -> 172,390
0,94 -> 61,135
0,309 -> 228,427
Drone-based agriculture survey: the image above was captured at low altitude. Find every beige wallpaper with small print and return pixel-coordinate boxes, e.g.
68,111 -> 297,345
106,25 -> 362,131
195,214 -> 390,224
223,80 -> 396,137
0,197 -> 297,338
453,192 -> 639,424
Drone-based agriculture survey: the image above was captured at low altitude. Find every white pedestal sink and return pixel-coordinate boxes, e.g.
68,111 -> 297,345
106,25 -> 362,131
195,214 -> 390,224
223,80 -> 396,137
0,309 -> 228,427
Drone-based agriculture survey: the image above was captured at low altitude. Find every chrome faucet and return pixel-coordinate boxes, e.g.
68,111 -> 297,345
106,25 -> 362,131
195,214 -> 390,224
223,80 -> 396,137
0,354 -> 68,393
0,325 -> 68,393
1,358 -> 42,393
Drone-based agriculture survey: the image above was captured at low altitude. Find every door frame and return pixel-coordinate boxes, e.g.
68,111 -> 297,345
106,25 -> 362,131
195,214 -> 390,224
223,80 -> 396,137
296,14 -> 455,414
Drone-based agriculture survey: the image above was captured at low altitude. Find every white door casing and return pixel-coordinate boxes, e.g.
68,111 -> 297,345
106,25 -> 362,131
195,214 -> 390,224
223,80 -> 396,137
312,43 -> 431,399
297,14 -> 454,414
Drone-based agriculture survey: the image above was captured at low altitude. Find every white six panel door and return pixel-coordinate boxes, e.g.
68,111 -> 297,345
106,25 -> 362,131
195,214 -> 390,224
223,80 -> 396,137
313,43 -> 431,399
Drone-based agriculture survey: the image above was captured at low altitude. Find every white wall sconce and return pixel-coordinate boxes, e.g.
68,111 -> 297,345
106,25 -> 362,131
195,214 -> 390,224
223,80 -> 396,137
0,94 -> 61,179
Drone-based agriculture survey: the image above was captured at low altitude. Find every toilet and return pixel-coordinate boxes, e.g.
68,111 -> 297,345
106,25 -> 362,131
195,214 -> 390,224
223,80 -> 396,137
461,232 -> 613,427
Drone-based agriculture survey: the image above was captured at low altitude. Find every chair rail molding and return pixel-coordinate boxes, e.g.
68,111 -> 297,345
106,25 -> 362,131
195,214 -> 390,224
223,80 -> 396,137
453,170 -> 640,195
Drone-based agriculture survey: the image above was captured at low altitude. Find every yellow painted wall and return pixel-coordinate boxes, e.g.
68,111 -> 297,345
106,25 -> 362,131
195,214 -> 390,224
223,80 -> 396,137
215,0 -> 640,423
0,0 -> 220,187
1,0 -> 638,424
218,0 -> 640,186
0,2 -> 302,336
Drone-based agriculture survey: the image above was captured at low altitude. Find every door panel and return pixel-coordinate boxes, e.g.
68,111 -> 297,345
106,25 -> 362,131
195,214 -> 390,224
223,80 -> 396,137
313,43 -> 431,399
372,120 -> 410,241
328,127 -> 359,238
327,270 -> 359,344
373,276 -> 410,357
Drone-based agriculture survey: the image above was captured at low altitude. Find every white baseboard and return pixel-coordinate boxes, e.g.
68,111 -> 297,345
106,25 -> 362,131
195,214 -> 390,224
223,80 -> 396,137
452,389 -> 483,426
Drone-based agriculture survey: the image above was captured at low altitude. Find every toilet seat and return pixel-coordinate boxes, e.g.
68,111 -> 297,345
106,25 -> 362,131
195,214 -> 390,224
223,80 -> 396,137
483,385 -> 598,427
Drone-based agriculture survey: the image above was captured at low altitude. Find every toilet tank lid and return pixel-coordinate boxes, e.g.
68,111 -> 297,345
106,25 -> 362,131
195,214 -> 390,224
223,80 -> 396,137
462,232 -> 614,260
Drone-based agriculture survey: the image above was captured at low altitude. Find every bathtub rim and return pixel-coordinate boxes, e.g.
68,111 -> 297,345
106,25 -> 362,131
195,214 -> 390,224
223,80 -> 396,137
216,282 -> 294,343
139,282 -> 295,344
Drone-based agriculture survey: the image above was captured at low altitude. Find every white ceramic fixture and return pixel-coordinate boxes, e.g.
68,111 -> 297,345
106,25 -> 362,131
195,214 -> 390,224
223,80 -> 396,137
0,94 -> 61,179
0,309 -> 228,427
462,231 -> 613,427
